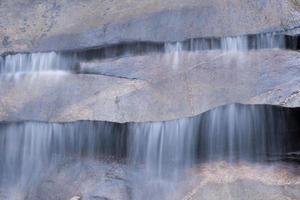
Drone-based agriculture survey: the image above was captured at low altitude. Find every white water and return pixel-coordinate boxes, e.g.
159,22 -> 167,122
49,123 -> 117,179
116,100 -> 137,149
220,33 -> 284,51
221,36 -> 249,51
0,104 -> 294,200
0,52 -> 77,74
0,33 -> 285,74
163,33 -> 284,69
164,42 -> 183,69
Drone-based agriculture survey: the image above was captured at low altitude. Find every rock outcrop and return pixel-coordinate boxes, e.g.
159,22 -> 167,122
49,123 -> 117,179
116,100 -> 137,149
1,0 -> 299,123
1,0 -> 300,53
0,49 -> 299,122
0,2 -> 299,200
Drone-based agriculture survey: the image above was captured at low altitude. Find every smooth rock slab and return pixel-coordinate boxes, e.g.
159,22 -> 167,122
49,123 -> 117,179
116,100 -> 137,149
0,49 -> 299,123
1,0 -> 300,53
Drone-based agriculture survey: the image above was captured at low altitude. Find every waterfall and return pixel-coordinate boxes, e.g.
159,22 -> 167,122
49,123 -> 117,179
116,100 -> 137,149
0,31 -> 298,199
0,52 -> 78,74
0,104 -> 298,199
220,33 -> 284,51
164,42 -> 183,69
162,33 -> 285,69
128,118 -> 198,177
0,122 -> 127,198
0,33 -> 287,75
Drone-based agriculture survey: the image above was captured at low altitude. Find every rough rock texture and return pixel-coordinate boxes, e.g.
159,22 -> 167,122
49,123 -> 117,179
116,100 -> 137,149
0,159 -> 129,200
2,160 -> 299,200
0,49 -> 299,123
1,0 -> 300,53
183,161 -> 300,200
185,179 -> 300,200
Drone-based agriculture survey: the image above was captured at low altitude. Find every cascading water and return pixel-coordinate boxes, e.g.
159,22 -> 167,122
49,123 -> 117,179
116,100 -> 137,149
169,33 -> 286,52
220,33 -> 285,51
0,33 -> 288,75
0,32 -> 299,200
0,52 -> 78,74
0,104 -> 298,200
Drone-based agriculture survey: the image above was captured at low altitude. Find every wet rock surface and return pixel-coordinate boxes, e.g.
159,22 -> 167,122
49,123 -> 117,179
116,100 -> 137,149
0,158 -> 129,200
0,160 -> 299,200
1,2 -> 299,200
0,49 -> 299,122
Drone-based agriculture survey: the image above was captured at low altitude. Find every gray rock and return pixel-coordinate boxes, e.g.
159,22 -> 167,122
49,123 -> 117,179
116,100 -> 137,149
0,0 -> 300,53
0,49 -> 299,122
25,159 -> 129,200
190,180 -> 300,200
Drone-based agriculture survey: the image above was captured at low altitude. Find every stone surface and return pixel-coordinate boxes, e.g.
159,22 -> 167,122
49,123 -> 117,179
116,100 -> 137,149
1,0 -> 300,53
0,49 -> 299,123
0,159 -> 129,200
183,161 -> 300,200
188,180 -> 300,200
1,159 -> 299,200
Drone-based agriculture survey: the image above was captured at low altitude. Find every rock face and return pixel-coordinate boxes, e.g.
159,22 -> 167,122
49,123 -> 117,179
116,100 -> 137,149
44,162 -> 300,200
1,2 -> 299,200
1,0 -> 300,123
1,0 -> 300,53
0,49 -> 299,122
183,161 -> 300,200
1,158 -> 299,200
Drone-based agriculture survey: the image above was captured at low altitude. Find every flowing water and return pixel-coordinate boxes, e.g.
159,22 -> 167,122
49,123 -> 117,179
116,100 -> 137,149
0,33 -> 299,199
0,104 -> 298,199
0,52 -> 78,74
0,33 -> 287,74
